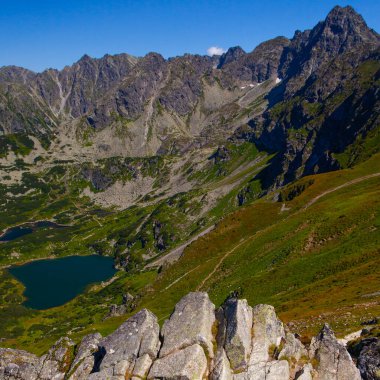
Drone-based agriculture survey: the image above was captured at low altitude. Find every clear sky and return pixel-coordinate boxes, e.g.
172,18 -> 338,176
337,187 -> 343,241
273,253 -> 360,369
1,0 -> 379,72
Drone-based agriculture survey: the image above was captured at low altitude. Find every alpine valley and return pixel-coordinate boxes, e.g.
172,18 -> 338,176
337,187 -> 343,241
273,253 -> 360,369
0,5 -> 379,380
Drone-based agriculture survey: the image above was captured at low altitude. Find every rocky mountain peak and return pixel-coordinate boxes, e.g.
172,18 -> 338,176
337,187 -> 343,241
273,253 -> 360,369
277,5 -> 380,98
321,5 -> 379,50
218,37 -> 290,85
78,53 -> 93,63
0,66 -> 35,84
217,46 -> 246,68
326,5 -> 370,28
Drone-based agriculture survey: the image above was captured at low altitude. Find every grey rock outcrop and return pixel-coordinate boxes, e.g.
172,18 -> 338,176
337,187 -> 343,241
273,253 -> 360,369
159,292 -> 216,358
295,364 -> 314,380
0,337 -> 74,380
0,292 -> 369,380
38,337 -> 75,380
67,333 -> 102,380
250,304 -> 285,364
0,348 -> 40,380
210,350 -> 233,380
88,308 -> 160,380
354,337 -> 380,380
223,298 -> 253,371
148,344 -> 208,380
309,323 -> 361,380
279,332 -> 307,362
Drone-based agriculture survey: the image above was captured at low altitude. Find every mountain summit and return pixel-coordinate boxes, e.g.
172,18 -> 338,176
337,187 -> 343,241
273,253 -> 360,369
0,7 -> 379,375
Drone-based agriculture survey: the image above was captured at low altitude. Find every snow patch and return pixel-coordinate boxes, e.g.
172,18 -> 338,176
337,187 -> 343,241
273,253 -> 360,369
241,83 -> 256,90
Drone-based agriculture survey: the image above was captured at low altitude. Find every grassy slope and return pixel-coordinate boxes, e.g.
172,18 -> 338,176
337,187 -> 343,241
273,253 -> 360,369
0,152 -> 379,354
110,153 -> 380,339
0,142 -> 267,353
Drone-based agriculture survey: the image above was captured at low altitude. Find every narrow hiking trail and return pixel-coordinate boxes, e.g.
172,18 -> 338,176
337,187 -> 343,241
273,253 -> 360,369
145,225 -> 215,269
197,172 -> 380,290
303,172 -> 380,209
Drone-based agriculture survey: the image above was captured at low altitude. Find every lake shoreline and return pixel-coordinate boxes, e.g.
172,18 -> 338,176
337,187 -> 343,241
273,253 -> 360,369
0,219 -> 72,242
8,254 -> 117,310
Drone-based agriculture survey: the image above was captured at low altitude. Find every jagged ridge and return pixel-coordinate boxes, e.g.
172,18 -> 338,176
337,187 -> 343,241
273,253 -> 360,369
0,292 -> 368,380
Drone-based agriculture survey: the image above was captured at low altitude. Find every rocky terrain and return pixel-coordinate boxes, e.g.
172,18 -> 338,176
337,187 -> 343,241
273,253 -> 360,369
0,5 -> 379,372
1,6 -> 378,179
1,292 -> 378,380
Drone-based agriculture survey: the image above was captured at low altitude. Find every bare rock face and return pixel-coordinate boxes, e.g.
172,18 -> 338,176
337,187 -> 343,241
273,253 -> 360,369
250,304 -> 285,364
233,360 -> 290,380
309,323 -> 361,380
159,292 -> 216,358
279,331 -> 308,377
38,337 -> 75,380
354,337 -> 380,380
88,308 -> 160,380
148,344 -> 208,380
67,333 -> 102,380
0,348 -> 40,380
131,353 -> 153,379
0,337 -> 74,380
210,349 -> 233,380
279,332 -> 307,362
223,298 -> 253,371
295,364 -> 314,380
0,292 -> 369,380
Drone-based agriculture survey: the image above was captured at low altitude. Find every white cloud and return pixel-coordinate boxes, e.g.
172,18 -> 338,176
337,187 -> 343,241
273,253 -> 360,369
207,46 -> 226,56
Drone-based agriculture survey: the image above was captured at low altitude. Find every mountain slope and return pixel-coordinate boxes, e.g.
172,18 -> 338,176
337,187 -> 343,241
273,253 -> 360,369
0,5 -> 379,359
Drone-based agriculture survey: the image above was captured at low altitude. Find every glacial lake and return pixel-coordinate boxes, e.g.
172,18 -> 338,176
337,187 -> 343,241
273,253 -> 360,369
0,221 -> 66,242
9,255 -> 116,309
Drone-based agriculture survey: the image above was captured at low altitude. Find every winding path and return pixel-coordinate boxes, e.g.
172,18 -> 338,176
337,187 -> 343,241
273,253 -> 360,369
145,225 -> 215,269
303,172 -> 380,210
197,172 -> 380,290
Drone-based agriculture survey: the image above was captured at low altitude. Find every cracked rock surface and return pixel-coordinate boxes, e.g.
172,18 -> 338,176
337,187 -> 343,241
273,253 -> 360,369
0,292 -> 368,380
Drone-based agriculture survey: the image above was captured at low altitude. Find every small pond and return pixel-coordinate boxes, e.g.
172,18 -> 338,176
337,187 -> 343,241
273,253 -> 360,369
0,221 -> 66,242
9,255 -> 116,309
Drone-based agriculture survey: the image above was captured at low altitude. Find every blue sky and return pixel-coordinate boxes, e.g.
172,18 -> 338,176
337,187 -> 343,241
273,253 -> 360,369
1,0 -> 379,72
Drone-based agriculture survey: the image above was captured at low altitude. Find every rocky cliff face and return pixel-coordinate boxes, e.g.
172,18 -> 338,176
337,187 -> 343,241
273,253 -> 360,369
236,6 -> 380,188
0,292 -> 366,380
0,6 -> 378,192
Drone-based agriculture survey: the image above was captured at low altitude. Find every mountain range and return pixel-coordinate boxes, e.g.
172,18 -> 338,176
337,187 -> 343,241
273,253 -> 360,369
0,6 -> 379,377
1,6 -> 378,187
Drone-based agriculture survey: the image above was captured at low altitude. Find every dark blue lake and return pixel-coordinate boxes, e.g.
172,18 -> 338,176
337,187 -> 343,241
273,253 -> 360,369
0,221 -> 66,242
9,255 -> 116,310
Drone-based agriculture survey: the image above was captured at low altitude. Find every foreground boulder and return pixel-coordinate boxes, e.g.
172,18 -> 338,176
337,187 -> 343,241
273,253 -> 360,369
348,336 -> 380,380
0,292 -> 369,380
0,337 -> 74,380
0,348 -> 40,380
88,308 -> 160,379
159,292 -> 216,358
67,333 -> 102,380
223,298 -> 253,371
309,324 -> 361,380
148,344 -> 207,380
357,338 -> 380,380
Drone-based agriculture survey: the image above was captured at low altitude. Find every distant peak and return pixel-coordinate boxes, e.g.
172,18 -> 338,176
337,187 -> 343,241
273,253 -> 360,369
77,54 -> 93,64
328,5 -> 356,15
325,5 -> 365,25
226,46 -> 246,54
320,4 -> 379,44
217,46 -> 246,68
